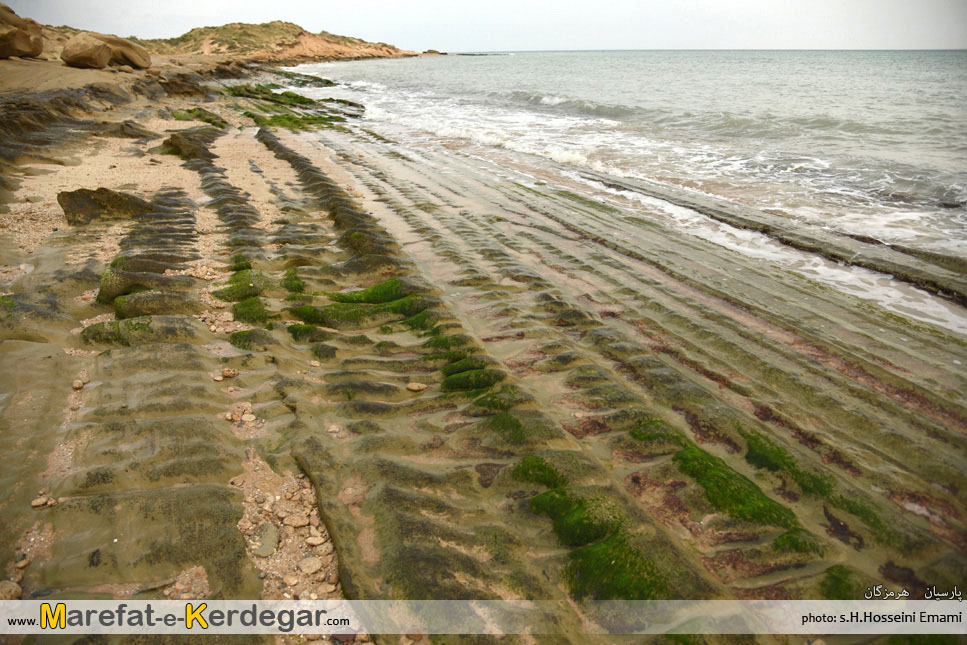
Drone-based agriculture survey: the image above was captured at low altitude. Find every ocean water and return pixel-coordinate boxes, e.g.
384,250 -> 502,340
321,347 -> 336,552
289,51 -> 967,333
296,50 -> 967,255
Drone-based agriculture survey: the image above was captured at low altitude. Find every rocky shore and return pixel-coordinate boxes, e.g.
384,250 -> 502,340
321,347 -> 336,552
2,3 -> 966,644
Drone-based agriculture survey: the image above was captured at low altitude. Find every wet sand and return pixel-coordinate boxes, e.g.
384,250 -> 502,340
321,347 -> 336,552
1,54 -> 965,644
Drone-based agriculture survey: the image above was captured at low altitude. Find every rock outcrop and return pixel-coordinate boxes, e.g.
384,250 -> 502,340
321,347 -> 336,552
0,2 -> 43,59
60,32 -> 112,69
60,31 -> 151,69
57,187 -> 153,225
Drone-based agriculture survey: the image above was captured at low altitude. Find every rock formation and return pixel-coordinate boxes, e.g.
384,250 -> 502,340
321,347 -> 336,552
60,31 -> 151,69
0,2 -> 43,58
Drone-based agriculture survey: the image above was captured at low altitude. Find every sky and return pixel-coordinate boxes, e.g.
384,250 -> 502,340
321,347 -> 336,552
9,0 -> 967,52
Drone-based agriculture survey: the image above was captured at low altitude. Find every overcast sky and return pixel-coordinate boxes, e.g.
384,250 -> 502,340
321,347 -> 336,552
9,0 -> 967,52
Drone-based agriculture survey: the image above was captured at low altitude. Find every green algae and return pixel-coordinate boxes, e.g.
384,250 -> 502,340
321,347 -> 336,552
287,295 -> 430,329
243,111 -> 344,131
311,343 -> 337,360
819,564 -> 861,600
213,269 -> 270,302
629,418 -> 686,445
226,84 -> 317,106
566,532 -> 667,600
233,296 -> 271,324
229,328 -> 274,350
512,455 -> 567,489
229,254 -> 252,271
281,268 -> 306,293
401,310 -> 439,330
440,369 -> 505,392
773,528 -> 824,555
830,493 -> 899,547
326,278 -> 411,304
171,107 -> 228,128
470,385 -> 534,412
487,411 -> 526,444
529,490 -> 623,547
673,443 -> 798,529
423,333 -> 472,351
740,427 -> 833,497
440,355 -> 493,377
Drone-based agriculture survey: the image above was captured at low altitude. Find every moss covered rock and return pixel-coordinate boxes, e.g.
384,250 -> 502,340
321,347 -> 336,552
114,291 -> 205,319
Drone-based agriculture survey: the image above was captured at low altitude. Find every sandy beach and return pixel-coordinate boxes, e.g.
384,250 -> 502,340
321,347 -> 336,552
1,5 -> 966,643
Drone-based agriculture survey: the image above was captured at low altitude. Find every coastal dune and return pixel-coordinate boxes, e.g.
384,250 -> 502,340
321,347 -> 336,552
0,4 -> 965,641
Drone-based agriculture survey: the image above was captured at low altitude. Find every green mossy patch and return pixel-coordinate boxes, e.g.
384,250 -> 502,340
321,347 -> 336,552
230,329 -> 275,350
830,494 -> 899,546
229,254 -> 252,271
440,355 -> 494,377
242,111 -> 344,131
819,565 -> 861,600
171,107 -> 228,128
773,528 -> 824,555
326,278 -> 413,304
423,333 -> 472,351
421,350 -> 471,364
673,443 -> 798,529
286,294 -> 431,330
286,324 -> 335,343
441,369 -> 505,392
529,489 -> 624,547
226,84 -> 317,106
487,411 -> 526,444
311,343 -> 337,360
740,428 -> 833,496
567,531 -> 667,600
233,296 -> 271,324
213,269 -> 271,302
281,268 -> 306,293
470,385 -> 534,412
401,310 -> 439,330
512,455 -> 567,489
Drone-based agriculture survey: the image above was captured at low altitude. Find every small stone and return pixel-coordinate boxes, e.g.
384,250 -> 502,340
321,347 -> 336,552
213,374 -> 223,382
318,583 -> 336,594
46,498 -> 57,507
299,557 -> 323,575
255,494 -> 266,504
69,403 -> 80,411
306,536 -> 325,546
241,413 -> 256,422
327,571 -> 339,584
222,368 -> 238,378
30,497 -> 48,508
210,325 -> 217,332
72,380 -> 84,390
251,523 -> 280,557
406,382 -> 428,392
318,542 -> 334,556
284,513 -> 309,528
224,412 -> 233,421
309,360 -> 321,367
283,574 -> 299,587
0,581 -> 22,600
309,514 -> 320,527
14,558 -> 30,569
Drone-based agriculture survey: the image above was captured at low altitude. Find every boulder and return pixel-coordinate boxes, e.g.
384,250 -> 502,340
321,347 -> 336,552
57,187 -> 153,225
60,31 -> 151,70
90,33 -> 150,69
60,32 -> 112,69
0,3 -> 43,59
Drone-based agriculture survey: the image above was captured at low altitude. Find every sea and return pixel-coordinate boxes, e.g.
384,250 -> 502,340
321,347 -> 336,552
290,50 -> 967,332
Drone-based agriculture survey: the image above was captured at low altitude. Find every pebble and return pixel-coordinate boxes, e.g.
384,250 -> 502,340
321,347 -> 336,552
252,523 -> 280,557
309,360 -> 321,367
299,557 -> 323,575
72,380 -> 84,390
318,542 -> 334,556
241,413 -> 256,422
305,536 -> 325,546
224,412 -> 233,421
0,581 -> 22,600
283,513 -> 309,528
30,497 -> 48,508
283,574 -> 299,587
14,558 -> 30,569
327,571 -> 339,585
69,403 -> 80,411
222,368 -> 238,378
213,374 -> 223,382
406,382 -> 428,392
318,583 -> 336,594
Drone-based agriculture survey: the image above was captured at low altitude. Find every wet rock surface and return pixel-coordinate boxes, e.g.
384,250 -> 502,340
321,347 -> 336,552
0,56 -> 964,645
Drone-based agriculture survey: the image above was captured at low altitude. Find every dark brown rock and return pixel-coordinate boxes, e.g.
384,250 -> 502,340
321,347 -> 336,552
160,132 -> 215,161
57,187 -> 152,225
0,3 -> 43,59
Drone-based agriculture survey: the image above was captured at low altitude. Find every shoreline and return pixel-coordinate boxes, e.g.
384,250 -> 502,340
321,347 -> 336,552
1,46 -> 965,639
